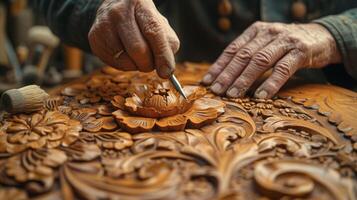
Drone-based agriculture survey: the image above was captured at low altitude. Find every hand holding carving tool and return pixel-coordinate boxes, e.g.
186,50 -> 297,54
0,85 -> 49,113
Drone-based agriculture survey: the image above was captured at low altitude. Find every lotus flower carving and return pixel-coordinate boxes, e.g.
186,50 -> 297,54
111,82 -> 225,133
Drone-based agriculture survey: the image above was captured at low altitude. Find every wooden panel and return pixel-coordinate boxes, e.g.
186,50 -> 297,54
0,63 -> 356,200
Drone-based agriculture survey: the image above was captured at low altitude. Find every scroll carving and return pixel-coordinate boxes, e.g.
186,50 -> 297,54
0,63 -> 356,200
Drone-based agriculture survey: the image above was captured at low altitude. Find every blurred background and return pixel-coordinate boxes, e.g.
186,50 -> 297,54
0,0 -> 104,93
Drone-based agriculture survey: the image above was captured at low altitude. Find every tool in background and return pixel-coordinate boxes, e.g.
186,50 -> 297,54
63,45 -> 83,79
9,0 -> 33,48
5,37 -> 23,83
0,85 -> 49,114
0,2 -> 9,68
24,26 -> 60,84
170,74 -> 187,100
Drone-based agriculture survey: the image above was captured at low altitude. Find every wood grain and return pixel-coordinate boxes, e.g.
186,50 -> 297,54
0,62 -> 356,200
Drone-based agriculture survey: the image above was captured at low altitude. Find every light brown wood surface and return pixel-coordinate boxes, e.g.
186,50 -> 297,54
0,63 -> 356,200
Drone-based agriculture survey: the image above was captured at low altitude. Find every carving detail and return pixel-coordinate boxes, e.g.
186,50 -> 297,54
112,82 -> 225,133
0,63 -> 356,199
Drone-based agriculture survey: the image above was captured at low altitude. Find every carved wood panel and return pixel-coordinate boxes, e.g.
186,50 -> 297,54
0,63 -> 356,200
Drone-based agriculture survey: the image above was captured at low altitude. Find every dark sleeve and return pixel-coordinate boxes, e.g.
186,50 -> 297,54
30,0 -> 102,52
314,8 -> 357,80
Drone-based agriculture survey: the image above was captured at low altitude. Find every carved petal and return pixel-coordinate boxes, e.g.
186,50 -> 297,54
101,66 -> 121,75
156,115 -> 188,131
0,188 -> 28,200
83,117 -> 117,132
191,98 -> 225,111
185,108 -> 220,128
183,86 -> 206,100
94,132 -> 133,150
6,124 -> 28,133
70,108 -> 97,122
61,84 -> 86,96
125,94 -> 143,112
113,110 -> 155,133
111,95 -> 125,110
185,98 -> 225,128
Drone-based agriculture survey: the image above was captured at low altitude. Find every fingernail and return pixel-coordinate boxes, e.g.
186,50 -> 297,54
255,90 -> 268,99
158,67 -> 172,79
227,87 -> 239,97
202,74 -> 213,84
211,82 -> 222,94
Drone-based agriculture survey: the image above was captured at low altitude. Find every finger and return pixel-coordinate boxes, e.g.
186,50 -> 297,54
202,26 -> 257,85
135,1 -> 175,79
111,3 -> 154,72
211,34 -> 273,95
160,15 -> 180,53
226,38 -> 293,97
89,23 -> 137,71
254,50 -> 304,99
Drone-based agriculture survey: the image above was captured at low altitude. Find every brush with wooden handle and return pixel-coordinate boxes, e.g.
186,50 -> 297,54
0,85 -> 49,113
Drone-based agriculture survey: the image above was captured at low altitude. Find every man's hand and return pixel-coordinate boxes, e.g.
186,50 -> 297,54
88,0 -> 180,78
202,22 -> 342,98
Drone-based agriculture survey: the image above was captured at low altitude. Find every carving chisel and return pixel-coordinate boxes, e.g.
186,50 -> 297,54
169,74 -> 187,100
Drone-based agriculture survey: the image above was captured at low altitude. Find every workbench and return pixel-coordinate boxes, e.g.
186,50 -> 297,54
0,63 -> 356,200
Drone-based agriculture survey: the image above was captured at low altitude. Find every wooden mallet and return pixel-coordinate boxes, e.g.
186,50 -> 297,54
1,85 -> 49,113
26,26 -> 59,81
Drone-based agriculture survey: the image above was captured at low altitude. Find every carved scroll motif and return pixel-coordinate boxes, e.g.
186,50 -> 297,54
0,63 -> 356,199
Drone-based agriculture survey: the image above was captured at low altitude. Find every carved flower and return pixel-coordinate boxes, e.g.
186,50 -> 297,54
112,82 -> 225,133
3,110 -> 82,151
61,75 -> 129,104
3,149 -> 67,194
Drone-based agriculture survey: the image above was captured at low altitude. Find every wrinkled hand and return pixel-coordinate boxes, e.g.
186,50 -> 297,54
202,22 -> 341,98
88,0 -> 180,78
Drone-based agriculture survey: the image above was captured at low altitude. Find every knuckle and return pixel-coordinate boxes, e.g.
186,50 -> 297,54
216,73 -> 233,85
142,17 -> 162,36
237,48 -> 254,61
267,26 -> 282,35
297,41 -> 309,52
224,42 -> 239,54
130,42 -> 149,55
252,51 -> 272,66
252,21 -> 265,28
170,39 -> 180,53
275,63 -> 292,78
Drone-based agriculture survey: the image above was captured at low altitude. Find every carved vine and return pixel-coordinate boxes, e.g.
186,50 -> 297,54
0,63 -> 356,200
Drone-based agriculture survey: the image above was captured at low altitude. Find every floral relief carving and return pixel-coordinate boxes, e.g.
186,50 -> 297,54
0,110 -> 81,153
112,82 -> 225,133
0,63 -> 356,200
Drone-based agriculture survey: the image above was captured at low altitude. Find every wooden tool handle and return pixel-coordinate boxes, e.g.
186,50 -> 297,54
64,45 -> 83,71
0,3 -> 9,67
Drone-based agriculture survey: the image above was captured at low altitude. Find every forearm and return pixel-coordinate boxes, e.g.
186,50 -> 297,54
30,0 -> 102,52
314,8 -> 357,80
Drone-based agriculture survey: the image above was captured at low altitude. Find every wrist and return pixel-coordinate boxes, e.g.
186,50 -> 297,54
310,23 -> 342,64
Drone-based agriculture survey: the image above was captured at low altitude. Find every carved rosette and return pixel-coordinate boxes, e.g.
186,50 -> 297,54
111,82 -> 225,133
0,64 -> 356,200
0,110 -> 82,153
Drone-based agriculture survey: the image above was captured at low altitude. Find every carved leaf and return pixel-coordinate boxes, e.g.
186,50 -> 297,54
254,160 -> 356,199
263,116 -> 344,145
